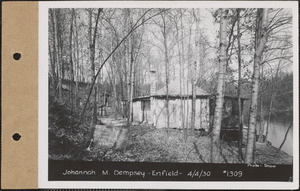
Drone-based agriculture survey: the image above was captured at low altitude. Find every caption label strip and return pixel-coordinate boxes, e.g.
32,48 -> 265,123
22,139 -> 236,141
49,160 -> 292,181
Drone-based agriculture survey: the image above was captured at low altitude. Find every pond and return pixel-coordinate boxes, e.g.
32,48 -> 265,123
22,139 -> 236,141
263,114 -> 293,156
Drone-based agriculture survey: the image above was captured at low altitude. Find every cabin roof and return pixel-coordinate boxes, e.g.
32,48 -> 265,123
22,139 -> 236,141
155,80 -> 209,97
133,80 -> 249,102
133,94 -> 249,102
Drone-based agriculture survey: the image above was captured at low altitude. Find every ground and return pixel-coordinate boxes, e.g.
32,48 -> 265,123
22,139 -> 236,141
48,100 -> 292,164
81,119 -> 293,164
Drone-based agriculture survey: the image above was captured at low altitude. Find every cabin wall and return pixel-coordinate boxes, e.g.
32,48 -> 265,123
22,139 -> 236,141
133,98 -> 247,132
153,99 -> 166,128
143,101 -> 152,124
153,99 -> 181,129
133,100 -> 153,124
133,101 -> 141,121
195,99 -> 210,131
154,98 -> 210,131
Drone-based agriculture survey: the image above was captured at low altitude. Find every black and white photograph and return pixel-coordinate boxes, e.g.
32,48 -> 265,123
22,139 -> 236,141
41,1 -> 298,187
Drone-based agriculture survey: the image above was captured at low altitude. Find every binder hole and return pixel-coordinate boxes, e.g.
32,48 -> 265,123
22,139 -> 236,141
13,53 -> 21,60
12,133 -> 21,141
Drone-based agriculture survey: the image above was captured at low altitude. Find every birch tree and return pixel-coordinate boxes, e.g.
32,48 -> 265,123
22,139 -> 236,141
236,8 -> 244,161
161,11 -> 170,133
179,10 -> 187,138
191,9 -> 200,130
245,8 -> 268,163
211,9 -> 228,163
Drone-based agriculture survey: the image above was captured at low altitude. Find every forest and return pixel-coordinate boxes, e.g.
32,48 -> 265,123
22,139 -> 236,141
48,8 -> 293,164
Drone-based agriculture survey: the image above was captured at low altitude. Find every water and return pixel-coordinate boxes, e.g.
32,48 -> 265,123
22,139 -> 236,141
264,115 -> 293,156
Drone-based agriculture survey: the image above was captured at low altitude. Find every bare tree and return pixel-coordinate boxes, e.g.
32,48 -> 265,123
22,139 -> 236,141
236,8 -> 244,161
69,9 -> 75,114
51,9 -> 63,101
161,11 -> 171,133
88,8 -> 102,127
127,9 -> 145,137
73,9 -> 81,106
191,9 -> 200,130
49,9 -> 58,95
245,8 -> 269,163
179,9 -> 188,139
211,9 -> 228,163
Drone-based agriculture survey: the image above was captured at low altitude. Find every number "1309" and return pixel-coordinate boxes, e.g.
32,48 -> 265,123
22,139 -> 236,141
224,170 -> 243,177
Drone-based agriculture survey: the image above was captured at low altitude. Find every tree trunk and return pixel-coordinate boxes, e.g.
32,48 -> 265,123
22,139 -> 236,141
236,8 -> 244,161
49,9 -> 57,92
191,23 -> 197,130
124,12 -> 130,120
177,26 -> 184,131
52,10 -> 63,102
111,46 -> 118,120
88,9 -> 102,126
48,44 -> 54,84
191,9 -> 200,131
179,46 -> 184,130
186,27 -> 193,132
69,9 -> 75,114
258,96 -> 264,143
191,60 -> 196,130
265,96 -> 273,142
258,62 -> 265,143
245,8 -> 268,163
74,9 -> 80,107
277,122 -> 292,151
161,12 -> 170,133
179,9 -> 186,139
128,25 -> 135,137
129,57 -> 134,122
211,9 -> 228,163
125,44 -> 129,119
126,9 -> 134,137
93,87 -> 98,123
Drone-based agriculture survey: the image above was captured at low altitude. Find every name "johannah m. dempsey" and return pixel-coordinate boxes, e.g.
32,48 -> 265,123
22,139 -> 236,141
63,169 -> 96,176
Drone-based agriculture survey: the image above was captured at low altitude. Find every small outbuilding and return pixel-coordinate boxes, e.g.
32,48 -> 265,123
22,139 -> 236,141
133,80 -> 211,131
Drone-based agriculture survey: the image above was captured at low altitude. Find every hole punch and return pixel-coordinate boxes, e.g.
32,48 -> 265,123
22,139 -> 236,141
12,133 -> 21,141
13,53 -> 21,60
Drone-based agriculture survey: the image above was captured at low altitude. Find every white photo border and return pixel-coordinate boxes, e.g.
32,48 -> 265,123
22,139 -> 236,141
39,1 -> 299,189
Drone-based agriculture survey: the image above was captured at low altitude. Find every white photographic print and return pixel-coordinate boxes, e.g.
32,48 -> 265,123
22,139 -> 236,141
38,1 -> 299,189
